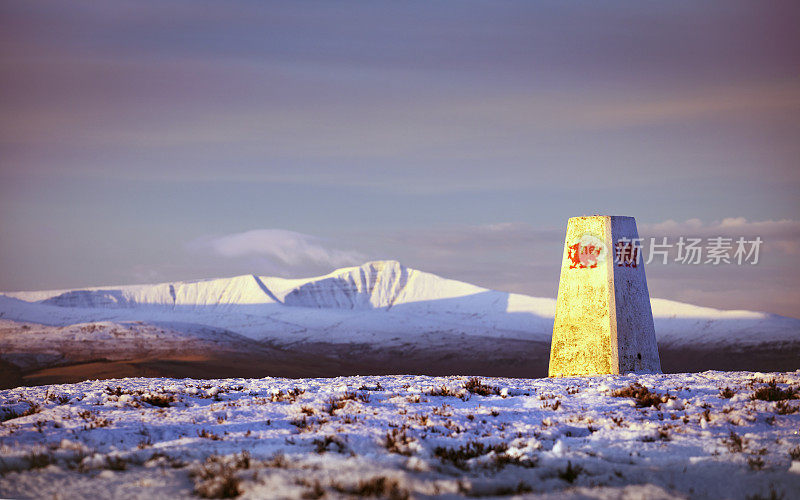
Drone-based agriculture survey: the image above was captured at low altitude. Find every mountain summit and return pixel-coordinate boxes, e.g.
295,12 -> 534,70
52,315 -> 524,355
5,260 -> 486,311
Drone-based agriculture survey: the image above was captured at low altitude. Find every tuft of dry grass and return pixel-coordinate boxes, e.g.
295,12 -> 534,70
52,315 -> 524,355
26,451 -> 53,469
433,440 -> 533,470
432,404 -> 452,417
198,429 -> 222,441
270,387 -> 305,403
612,383 -> 668,408
775,400 -> 799,415
105,385 -> 124,397
312,435 -> 347,454
464,377 -> 501,396
542,399 -> 561,410
426,385 -> 460,397
141,393 -> 177,408
290,415 -> 309,429
558,461 -> 584,484
191,454 -> 248,499
747,456 -> 765,471
491,481 -> 533,496
751,381 -> 798,402
104,385 -> 180,407
723,430 -> 745,453
333,476 -> 409,500
435,441 -> 506,469
78,410 -> 111,430
300,480 -> 326,499
1,400 -> 41,422
339,391 -> 370,403
324,397 -> 346,416
264,452 -> 289,469
105,456 -> 128,471
384,428 -> 414,456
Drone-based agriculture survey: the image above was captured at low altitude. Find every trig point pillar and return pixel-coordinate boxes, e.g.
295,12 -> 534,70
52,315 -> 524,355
548,216 -> 661,377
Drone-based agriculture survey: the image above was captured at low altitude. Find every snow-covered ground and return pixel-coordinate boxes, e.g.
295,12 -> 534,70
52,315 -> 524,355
2,371 -> 799,499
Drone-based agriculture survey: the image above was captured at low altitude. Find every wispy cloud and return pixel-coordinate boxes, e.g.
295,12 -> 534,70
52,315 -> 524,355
190,229 -> 366,270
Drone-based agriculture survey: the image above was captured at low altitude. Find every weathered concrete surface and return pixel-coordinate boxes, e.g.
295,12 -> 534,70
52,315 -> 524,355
549,216 -> 661,377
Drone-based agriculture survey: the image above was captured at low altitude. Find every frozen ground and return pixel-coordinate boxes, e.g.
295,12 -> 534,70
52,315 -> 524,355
1,371 -> 799,499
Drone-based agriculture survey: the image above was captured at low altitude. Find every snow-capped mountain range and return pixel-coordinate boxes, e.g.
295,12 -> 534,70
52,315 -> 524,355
1,260 -> 798,386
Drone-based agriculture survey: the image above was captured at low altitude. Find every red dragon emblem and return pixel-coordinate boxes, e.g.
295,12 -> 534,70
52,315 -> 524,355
568,241 -> 602,269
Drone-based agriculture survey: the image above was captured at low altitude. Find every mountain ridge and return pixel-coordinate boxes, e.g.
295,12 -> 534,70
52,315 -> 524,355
0,259 -> 777,321
1,260 -> 798,386
1,259 -> 796,349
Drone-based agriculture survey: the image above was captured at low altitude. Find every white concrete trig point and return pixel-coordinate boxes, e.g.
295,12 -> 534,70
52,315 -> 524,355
548,216 -> 661,377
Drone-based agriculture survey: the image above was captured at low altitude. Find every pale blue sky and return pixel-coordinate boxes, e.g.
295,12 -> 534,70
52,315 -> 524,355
1,1 -> 798,316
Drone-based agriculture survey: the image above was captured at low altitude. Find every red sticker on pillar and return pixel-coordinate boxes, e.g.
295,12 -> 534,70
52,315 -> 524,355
568,234 -> 607,269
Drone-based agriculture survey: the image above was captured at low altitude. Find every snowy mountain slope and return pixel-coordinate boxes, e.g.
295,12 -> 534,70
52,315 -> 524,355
1,260 -> 796,347
0,261 -> 557,345
7,273 -> 281,310
650,298 -> 799,347
5,261 -> 501,311
0,260 -> 798,385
